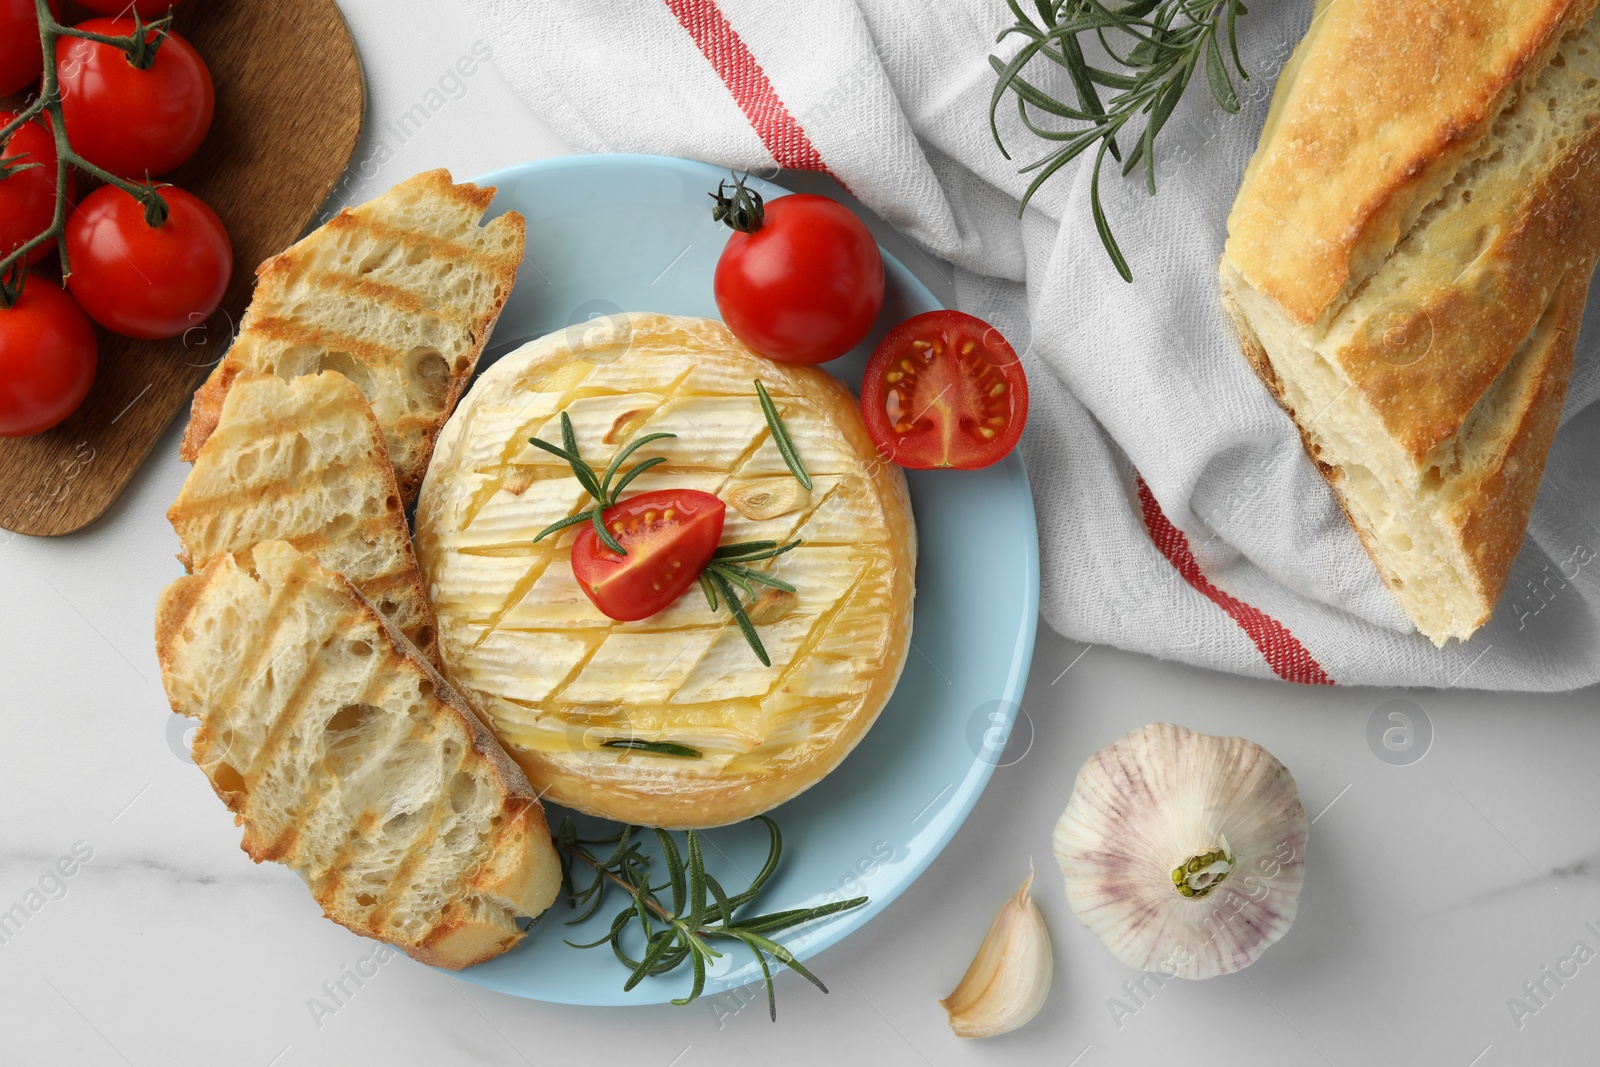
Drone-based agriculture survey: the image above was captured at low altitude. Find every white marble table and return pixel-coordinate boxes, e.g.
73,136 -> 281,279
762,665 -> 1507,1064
5,2 -> 1599,1063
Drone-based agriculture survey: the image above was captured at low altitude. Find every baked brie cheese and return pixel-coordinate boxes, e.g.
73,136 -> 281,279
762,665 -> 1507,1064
1220,0 -> 1600,644
414,313 -> 916,828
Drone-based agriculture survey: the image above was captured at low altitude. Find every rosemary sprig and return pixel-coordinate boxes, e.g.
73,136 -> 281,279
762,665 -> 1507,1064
755,379 -> 811,490
528,411 -> 675,555
555,815 -> 867,1019
698,540 -> 802,667
989,0 -> 1250,281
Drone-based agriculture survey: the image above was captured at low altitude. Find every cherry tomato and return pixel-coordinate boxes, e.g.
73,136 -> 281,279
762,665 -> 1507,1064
66,183 -> 231,340
713,189 -> 884,365
0,112 -> 75,266
570,489 -> 727,621
0,0 -> 56,96
0,277 -> 97,437
57,17 -> 213,178
860,311 -> 1029,470
77,0 -> 183,15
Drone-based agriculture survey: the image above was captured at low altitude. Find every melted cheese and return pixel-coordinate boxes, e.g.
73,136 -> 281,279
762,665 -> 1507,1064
415,313 -> 916,828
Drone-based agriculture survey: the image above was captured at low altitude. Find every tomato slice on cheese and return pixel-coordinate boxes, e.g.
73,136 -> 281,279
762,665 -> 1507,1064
570,489 -> 726,621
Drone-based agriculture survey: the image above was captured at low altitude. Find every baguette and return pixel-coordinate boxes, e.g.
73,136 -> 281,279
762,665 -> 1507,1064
167,370 -> 439,663
155,541 -> 561,969
179,170 -> 526,502
1219,0 -> 1600,644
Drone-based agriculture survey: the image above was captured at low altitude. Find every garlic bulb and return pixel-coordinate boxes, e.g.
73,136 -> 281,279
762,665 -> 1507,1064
940,869 -> 1053,1038
1054,723 -> 1307,980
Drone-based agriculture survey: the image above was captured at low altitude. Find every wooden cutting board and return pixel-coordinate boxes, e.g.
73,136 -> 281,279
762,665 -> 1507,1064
0,0 -> 365,537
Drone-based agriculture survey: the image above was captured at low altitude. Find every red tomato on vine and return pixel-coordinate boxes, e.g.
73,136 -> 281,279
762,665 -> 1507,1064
66,184 -> 231,340
56,17 -> 214,179
0,112 -> 74,266
0,0 -> 58,96
0,276 -> 97,438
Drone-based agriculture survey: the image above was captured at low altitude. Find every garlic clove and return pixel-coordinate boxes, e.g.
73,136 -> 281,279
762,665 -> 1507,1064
1054,722 -> 1308,980
603,408 -> 652,445
940,869 -> 1053,1038
727,477 -> 810,520
744,586 -> 798,624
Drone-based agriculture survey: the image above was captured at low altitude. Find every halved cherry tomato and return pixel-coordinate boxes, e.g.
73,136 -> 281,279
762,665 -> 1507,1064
571,489 -> 727,621
0,111 -> 74,266
0,277 -> 97,437
56,17 -> 213,178
860,310 -> 1029,470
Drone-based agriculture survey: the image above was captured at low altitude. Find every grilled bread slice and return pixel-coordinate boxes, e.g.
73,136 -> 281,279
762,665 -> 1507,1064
167,370 -> 439,663
415,313 -> 916,829
155,541 -> 561,970
1219,0 -> 1600,645
179,169 -> 526,502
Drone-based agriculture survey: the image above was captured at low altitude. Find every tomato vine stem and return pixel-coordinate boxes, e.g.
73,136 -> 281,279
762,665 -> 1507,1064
0,0 -> 176,306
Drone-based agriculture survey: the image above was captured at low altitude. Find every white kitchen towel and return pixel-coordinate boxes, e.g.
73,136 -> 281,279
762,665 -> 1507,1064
461,0 -> 1600,691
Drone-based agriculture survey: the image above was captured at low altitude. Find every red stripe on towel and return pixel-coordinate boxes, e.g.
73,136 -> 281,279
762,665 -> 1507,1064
665,0 -> 832,175
1137,475 -> 1336,686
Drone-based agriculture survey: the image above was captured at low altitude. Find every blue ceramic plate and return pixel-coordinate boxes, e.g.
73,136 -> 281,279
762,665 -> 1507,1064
450,155 -> 1038,1005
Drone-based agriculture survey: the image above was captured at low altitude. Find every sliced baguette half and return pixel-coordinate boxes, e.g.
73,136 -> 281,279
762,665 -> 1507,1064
155,541 -> 561,969
179,169 -> 526,502
1219,0 -> 1600,644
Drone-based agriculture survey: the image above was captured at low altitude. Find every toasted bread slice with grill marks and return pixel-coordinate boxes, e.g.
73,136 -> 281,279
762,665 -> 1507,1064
179,170 -> 526,502
155,541 -> 561,970
168,370 -> 439,663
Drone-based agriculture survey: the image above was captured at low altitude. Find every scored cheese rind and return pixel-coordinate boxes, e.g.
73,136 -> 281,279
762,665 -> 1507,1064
415,313 -> 917,829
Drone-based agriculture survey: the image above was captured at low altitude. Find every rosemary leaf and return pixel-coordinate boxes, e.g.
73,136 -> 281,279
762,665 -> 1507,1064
601,738 -> 702,758
602,431 -> 677,496
755,380 -> 812,490
655,827 -> 689,916
708,569 -> 771,667
530,510 -> 594,544
734,896 -> 871,938
592,507 -> 625,556
714,565 -> 796,593
610,454 -> 668,498
737,931 -> 779,1022
685,830 -> 708,931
